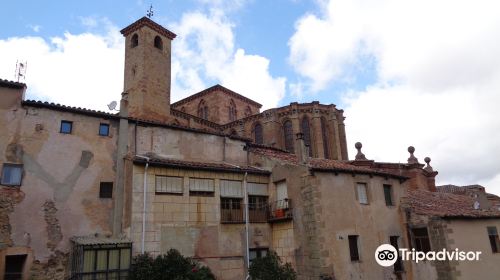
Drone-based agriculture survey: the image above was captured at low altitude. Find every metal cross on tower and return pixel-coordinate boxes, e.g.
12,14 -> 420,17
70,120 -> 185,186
146,5 -> 154,18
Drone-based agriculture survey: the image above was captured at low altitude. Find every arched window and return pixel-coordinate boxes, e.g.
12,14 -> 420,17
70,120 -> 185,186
244,106 -> 252,117
254,123 -> 263,144
198,100 -> 208,120
283,120 -> 294,153
301,117 -> 313,157
131,34 -> 139,48
230,129 -> 238,136
154,36 -> 163,50
229,99 -> 237,121
321,117 -> 329,159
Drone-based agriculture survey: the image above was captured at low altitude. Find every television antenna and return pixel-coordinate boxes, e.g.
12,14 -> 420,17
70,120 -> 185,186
107,101 -> 118,111
15,60 -> 28,82
146,5 -> 154,18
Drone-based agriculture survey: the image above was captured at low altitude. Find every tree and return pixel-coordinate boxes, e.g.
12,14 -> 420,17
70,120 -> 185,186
130,249 -> 215,280
249,251 -> 297,280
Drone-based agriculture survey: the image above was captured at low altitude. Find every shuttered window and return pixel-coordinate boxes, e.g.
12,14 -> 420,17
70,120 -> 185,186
248,183 -> 268,196
383,184 -> 393,206
487,226 -> 500,253
357,183 -> 368,204
189,178 -> 214,196
220,180 -> 243,198
156,176 -> 183,194
348,235 -> 360,261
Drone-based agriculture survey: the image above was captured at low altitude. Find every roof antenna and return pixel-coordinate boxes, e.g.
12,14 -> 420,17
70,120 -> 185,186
15,60 -> 28,82
107,101 -> 118,111
146,4 -> 154,18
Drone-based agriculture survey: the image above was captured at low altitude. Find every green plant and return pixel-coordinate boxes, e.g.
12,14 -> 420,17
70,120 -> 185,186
249,251 -> 297,280
130,249 -> 215,280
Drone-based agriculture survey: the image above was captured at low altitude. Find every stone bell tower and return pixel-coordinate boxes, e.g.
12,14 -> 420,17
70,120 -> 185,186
120,17 -> 176,122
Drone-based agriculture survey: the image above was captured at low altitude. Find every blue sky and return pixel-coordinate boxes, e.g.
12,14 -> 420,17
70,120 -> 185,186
1,0 -> 500,195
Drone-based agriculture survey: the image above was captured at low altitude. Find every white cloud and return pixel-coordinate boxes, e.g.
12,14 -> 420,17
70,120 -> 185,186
170,11 -> 286,109
289,0 -> 500,195
27,24 -> 41,32
0,19 -> 124,112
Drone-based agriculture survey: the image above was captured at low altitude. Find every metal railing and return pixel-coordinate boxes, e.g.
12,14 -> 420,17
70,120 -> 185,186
267,199 -> 293,222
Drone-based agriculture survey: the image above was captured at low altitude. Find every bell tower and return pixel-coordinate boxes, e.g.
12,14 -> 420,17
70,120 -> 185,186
120,17 -> 176,122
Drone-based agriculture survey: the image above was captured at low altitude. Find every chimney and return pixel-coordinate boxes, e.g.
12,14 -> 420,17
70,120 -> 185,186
296,132 -> 308,164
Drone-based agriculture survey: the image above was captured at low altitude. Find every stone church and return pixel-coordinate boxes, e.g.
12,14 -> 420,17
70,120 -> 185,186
1,16 -> 500,280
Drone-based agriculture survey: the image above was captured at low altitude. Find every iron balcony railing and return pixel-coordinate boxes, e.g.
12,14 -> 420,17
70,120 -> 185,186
220,199 -> 293,223
267,199 -> 293,222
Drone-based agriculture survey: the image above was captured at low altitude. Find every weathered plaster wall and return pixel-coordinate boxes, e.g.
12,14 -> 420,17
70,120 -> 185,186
314,173 -> 407,280
0,100 -> 118,279
134,126 -> 248,165
129,165 -> 270,280
446,219 -> 500,280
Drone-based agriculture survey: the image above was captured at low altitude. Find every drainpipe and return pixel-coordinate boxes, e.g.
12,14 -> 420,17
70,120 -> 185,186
243,172 -> 251,280
136,155 -> 150,254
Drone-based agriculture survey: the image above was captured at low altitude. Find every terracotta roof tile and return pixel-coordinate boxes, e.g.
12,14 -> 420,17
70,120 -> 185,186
120,17 -> 176,40
133,155 -> 270,175
171,84 -> 262,108
248,145 -> 408,180
406,189 -> 500,219
22,100 -> 119,119
0,79 -> 27,89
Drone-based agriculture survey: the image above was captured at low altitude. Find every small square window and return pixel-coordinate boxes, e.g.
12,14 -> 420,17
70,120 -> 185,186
99,123 -> 110,136
249,248 -> 269,265
1,164 -> 23,186
60,120 -> 73,134
99,182 -> 113,198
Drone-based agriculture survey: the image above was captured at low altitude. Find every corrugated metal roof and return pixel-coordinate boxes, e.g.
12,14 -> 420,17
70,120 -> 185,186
71,235 -> 132,246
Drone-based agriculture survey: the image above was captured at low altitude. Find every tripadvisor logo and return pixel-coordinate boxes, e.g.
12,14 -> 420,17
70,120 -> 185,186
375,244 -> 482,267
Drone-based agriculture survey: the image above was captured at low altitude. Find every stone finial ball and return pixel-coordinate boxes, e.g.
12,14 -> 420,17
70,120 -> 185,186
355,142 -> 362,149
408,146 -> 415,153
424,157 -> 431,164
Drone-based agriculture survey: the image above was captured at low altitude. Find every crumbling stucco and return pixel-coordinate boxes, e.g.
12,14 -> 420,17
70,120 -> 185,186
0,189 -> 25,248
30,250 -> 69,280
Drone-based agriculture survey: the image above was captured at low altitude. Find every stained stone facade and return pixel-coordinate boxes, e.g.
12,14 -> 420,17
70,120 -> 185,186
1,16 -> 500,280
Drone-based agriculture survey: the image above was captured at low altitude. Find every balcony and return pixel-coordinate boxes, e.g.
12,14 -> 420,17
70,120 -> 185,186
267,199 -> 293,223
219,199 -> 293,224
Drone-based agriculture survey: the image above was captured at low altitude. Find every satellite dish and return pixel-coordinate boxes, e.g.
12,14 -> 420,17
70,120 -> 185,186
107,101 -> 117,111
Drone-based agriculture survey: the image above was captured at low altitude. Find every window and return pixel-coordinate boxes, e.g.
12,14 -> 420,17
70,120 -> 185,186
60,120 -> 73,134
131,33 -> 138,48
390,236 -> 404,272
99,182 -> 113,198
220,180 -> 243,198
248,195 -> 268,222
348,235 -> 360,261
1,164 -> 23,186
283,120 -> 294,153
356,183 -> 368,204
228,99 -> 237,121
249,248 -> 269,264
412,228 -> 431,253
487,226 -> 500,253
197,100 -> 208,120
254,123 -> 263,144
384,184 -> 394,206
99,123 -> 110,136
156,176 -> 183,195
154,36 -> 163,50
70,241 -> 131,279
221,197 -> 244,223
301,117 -> 313,156
189,178 -> 214,196
321,117 -> 329,158
4,254 -> 27,280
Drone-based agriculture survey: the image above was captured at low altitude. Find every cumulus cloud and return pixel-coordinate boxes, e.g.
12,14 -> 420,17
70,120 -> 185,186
289,0 -> 500,195
0,18 -> 124,111
170,11 -> 286,109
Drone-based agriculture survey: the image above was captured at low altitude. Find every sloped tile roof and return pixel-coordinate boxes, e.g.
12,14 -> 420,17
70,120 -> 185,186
406,189 -> 500,219
248,145 -> 408,180
171,84 -> 262,108
0,79 -> 26,89
23,100 -> 119,118
120,16 -> 176,40
133,155 -> 270,175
